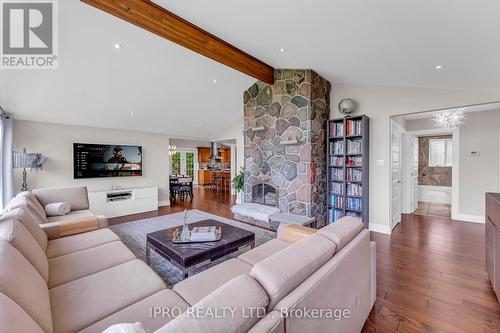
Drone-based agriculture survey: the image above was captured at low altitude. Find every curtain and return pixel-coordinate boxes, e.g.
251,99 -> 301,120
0,115 -> 13,209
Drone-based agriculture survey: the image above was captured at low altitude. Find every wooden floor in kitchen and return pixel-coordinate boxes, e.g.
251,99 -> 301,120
110,188 -> 499,332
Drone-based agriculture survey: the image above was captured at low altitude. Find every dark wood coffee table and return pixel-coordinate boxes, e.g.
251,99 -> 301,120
146,219 -> 255,278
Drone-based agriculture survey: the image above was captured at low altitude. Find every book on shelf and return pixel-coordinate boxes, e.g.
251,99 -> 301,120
329,195 -> 343,208
330,156 -> 344,166
346,197 -> 362,211
190,226 -> 217,241
329,141 -> 344,155
347,139 -> 363,154
346,156 -> 362,167
347,183 -> 362,196
331,182 -> 344,195
346,168 -> 362,182
329,208 -> 345,223
330,168 -> 344,181
346,119 -> 363,136
329,122 -> 344,137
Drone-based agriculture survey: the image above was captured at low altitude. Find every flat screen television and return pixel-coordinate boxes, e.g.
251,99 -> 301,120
74,143 -> 142,179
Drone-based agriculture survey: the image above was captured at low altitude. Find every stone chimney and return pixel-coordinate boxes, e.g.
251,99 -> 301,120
243,69 -> 331,227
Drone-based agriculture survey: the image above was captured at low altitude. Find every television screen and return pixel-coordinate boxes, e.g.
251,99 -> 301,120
74,143 -> 142,179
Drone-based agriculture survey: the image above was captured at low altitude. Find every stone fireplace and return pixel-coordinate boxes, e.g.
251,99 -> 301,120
252,183 -> 278,207
243,69 -> 331,227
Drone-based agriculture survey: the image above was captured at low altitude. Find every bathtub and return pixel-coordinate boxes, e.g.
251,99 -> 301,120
418,185 -> 452,204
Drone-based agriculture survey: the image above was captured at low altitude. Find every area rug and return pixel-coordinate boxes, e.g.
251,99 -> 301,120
109,209 -> 276,287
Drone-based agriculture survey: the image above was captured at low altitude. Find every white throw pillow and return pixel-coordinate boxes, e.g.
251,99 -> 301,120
103,323 -> 150,333
44,202 -> 71,216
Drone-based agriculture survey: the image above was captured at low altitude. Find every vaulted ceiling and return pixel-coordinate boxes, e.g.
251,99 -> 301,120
2,0 -> 500,139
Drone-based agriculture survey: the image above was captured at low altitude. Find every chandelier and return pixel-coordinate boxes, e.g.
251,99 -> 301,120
169,144 -> 177,156
433,111 -> 466,129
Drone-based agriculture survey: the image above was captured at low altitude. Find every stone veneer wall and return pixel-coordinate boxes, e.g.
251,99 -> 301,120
243,69 -> 331,227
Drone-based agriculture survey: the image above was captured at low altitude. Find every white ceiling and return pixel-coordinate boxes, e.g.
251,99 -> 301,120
401,101 -> 500,120
2,0 -> 500,138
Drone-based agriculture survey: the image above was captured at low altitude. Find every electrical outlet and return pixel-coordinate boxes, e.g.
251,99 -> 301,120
469,151 -> 480,156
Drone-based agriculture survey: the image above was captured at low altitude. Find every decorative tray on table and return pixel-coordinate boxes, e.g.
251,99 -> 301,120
172,227 -> 222,244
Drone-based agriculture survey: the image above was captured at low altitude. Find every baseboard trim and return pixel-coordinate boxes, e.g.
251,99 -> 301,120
369,223 -> 392,235
158,200 -> 170,207
452,213 -> 484,224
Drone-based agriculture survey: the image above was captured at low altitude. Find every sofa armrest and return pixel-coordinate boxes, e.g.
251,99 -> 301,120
277,224 -> 317,243
40,216 -> 100,240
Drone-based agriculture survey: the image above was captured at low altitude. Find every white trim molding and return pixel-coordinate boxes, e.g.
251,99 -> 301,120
452,213 -> 484,224
369,223 -> 392,235
158,200 -> 170,207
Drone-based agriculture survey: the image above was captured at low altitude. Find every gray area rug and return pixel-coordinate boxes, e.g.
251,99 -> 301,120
109,209 -> 275,288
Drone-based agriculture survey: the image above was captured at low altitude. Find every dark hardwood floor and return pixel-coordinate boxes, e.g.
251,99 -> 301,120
363,213 -> 500,333
110,189 -> 500,332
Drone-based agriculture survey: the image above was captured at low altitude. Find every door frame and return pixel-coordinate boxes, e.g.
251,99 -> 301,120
389,119 -> 405,231
402,128 -> 459,220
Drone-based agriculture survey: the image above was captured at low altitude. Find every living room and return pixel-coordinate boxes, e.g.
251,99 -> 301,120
1,1 -> 500,333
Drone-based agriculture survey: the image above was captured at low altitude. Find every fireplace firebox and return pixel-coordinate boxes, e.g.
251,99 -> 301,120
252,183 -> 278,207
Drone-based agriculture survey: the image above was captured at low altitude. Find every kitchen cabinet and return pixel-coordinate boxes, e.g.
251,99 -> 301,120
219,148 -> 231,163
486,193 -> 500,303
198,170 -> 213,185
197,147 -> 211,163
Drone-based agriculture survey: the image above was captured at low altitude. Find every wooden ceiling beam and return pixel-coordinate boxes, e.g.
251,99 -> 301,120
81,0 -> 275,84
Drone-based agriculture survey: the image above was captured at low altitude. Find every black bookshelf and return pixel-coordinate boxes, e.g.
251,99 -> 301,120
326,115 -> 369,228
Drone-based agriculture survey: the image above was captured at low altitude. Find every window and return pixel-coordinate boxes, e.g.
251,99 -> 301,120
171,152 -> 181,175
429,138 -> 452,167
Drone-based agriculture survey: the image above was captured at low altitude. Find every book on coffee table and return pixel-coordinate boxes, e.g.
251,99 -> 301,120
190,226 -> 217,241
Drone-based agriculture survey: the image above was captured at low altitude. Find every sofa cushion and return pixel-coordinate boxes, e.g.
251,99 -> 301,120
7,193 -> 48,223
0,215 -> 49,282
1,207 -> 48,251
46,228 -> 120,258
16,191 -> 47,219
238,239 -> 290,266
0,242 -> 53,333
157,275 -> 269,333
247,311 -> 284,333
50,259 -> 166,333
317,216 -> 363,251
48,240 -> 136,288
0,293 -> 45,333
250,233 -> 336,310
173,258 -> 252,306
79,289 -> 189,333
33,186 -> 90,211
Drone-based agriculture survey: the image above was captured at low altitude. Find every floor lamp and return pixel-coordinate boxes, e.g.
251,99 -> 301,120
13,148 -> 44,192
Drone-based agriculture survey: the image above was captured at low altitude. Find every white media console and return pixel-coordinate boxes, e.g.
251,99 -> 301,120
88,186 -> 158,218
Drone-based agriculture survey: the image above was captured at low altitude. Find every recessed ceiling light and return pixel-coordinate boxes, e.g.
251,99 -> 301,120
114,43 -> 122,49
279,48 -> 286,53
199,122 -> 204,126
435,65 -> 443,70
212,79 -> 217,84
129,112 -> 135,116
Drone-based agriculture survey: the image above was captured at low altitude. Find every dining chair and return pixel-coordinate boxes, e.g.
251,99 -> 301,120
177,176 -> 193,201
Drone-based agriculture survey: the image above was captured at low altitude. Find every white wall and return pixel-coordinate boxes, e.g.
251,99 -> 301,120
331,84 -> 500,233
170,138 -> 210,149
13,120 -> 171,205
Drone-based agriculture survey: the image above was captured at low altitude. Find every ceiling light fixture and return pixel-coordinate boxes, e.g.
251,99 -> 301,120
129,112 -> 135,116
433,111 -> 466,129
212,79 -> 217,84
435,65 -> 443,70
114,43 -> 122,49
279,48 -> 286,53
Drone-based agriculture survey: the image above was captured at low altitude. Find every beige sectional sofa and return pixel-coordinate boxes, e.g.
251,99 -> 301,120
0,187 -> 376,333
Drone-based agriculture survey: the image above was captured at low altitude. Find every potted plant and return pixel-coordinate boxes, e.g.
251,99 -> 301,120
232,168 -> 245,203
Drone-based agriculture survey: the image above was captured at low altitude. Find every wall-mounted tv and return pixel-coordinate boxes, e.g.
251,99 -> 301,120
74,143 -> 142,179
